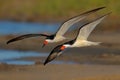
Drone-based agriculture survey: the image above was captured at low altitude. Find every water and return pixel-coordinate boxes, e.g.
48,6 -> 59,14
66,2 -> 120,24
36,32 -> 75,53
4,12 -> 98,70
0,21 -> 60,35
0,20 -> 79,35
3,60 -> 35,65
0,49 -> 48,60
4,60 -> 76,65
0,49 -> 76,65
0,49 -> 48,65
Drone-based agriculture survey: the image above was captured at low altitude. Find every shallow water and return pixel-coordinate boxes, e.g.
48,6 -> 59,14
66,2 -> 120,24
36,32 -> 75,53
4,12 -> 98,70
2,60 -> 35,65
0,49 -> 48,60
3,60 -> 77,65
0,49 -> 77,65
0,21 -> 79,35
0,21 -> 60,35
0,49 -> 48,65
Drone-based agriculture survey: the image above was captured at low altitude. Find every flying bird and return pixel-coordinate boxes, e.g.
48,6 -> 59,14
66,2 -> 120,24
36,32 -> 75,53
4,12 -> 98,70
44,12 -> 111,65
6,7 -> 105,48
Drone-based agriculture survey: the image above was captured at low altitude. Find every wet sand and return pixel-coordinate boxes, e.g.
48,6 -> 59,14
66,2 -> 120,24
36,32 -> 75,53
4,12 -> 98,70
0,64 -> 120,80
0,32 -> 120,80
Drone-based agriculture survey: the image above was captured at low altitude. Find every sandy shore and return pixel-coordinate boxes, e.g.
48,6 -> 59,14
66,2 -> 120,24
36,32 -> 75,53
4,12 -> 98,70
0,64 -> 120,80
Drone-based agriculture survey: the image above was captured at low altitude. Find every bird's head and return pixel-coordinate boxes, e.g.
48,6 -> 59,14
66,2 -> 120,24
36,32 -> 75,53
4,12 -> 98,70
59,44 -> 70,51
42,39 -> 53,48
60,45 -> 66,51
60,44 -> 71,51
42,40 -> 49,48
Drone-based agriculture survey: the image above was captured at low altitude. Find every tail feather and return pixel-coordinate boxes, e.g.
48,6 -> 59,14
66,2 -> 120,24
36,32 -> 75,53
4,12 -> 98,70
93,42 -> 102,45
87,41 -> 101,46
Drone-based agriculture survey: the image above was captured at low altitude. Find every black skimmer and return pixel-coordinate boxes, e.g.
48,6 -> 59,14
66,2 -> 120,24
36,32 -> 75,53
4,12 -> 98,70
6,7 -> 105,48
44,12 -> 111,65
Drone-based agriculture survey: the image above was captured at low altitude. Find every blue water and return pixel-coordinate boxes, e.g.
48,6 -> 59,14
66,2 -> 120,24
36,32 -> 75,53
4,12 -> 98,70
0,49 -> 48,65
0,49 -> 48,60
0,49 -> 76,65
0,21 -> 60,35
3,60 -> 76,65
3,60 -> 35,65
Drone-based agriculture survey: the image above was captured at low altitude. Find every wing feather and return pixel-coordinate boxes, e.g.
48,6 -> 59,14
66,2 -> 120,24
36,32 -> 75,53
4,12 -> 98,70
55,7 -> 105,37
75,13 -> 111,41
6,34 -> 50,44
44,45 -> 63,65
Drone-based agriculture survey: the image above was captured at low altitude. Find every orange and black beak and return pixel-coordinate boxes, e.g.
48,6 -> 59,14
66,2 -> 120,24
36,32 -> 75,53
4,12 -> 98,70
42,40 -> 48,48
60,45 -> 66,50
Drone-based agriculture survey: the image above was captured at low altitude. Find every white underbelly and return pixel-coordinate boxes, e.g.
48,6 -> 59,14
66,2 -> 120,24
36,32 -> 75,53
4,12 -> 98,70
72,40 -> 95,47
72,43 -> 88,47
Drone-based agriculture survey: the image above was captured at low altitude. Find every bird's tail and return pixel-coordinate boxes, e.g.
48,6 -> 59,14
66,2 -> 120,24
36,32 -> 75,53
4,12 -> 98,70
87,41 -> 101,46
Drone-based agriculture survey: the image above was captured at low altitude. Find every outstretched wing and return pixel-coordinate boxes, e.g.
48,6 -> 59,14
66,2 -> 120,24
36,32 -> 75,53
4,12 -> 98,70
75,12 -> 111,41
44,45 -> 63,65
6,34 -> 50,44
55,7 -> 105,37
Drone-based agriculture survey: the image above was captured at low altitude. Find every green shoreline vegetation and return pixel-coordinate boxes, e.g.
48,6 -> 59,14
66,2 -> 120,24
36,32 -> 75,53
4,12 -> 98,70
0,0 -> 119,31
0,0 -> 119,19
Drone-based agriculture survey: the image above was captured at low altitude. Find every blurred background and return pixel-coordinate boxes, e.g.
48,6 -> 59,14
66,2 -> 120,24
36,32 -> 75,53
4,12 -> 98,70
0,0 -> 119,31
0,0 -> 120,65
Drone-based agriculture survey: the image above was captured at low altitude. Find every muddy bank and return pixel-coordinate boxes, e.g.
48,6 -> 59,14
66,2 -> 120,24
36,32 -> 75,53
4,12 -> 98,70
0,64 -> 120,80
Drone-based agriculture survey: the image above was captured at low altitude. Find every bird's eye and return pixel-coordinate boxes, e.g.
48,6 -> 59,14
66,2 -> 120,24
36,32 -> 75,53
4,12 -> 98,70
60,45 -> 66,50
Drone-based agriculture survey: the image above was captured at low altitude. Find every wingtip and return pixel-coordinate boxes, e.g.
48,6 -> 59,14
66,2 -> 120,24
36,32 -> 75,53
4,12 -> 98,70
95,6 -> 106,10
99,6 -> 106,9
43,57 -> 51,66
6,40 -> 13,44
92,6 -> 106,11
100,12 -> 112,18
6,41 -> 10,44
81,6 -> 106,15
106,12 -> 112,15
43,61 -> 48,66
89,12 -> 112,23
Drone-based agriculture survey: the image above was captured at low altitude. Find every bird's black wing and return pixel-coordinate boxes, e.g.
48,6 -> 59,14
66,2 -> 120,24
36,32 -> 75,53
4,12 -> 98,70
44,44 -> 63,65
6,34 -> 51,44
44,39 -> 74,65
